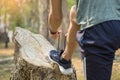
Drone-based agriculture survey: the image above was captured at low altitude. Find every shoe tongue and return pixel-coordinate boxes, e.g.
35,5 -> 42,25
60,57 -> 71,64
59,49 -> 64,56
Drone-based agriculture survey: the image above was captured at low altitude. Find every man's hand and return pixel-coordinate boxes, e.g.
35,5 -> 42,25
49,30 -> 61,39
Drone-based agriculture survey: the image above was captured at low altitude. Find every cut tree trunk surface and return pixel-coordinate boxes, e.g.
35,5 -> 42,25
10,27 -> 77,80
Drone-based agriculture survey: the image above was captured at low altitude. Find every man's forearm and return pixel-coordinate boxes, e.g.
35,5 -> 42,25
48,0 -> 63,32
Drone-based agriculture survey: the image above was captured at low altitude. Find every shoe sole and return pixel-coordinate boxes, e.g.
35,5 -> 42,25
48,55 -> 73,75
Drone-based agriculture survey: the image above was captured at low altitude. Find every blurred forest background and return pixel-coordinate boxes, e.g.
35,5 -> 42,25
0,0 -> 119,80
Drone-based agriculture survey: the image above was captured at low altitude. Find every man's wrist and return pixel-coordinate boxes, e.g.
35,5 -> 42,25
49,29 -> 57,34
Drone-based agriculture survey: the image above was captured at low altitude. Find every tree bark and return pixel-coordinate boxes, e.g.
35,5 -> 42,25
10,27 -> 77,80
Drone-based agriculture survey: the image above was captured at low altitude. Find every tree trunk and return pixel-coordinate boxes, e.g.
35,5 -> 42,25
29,0 -> 40,30
10,27 -> 77,80
38,0 -> 49,39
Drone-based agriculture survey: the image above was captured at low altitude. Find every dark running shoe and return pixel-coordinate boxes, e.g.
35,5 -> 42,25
49,50 -> 73,75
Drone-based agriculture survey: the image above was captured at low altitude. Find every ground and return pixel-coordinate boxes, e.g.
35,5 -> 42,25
0,43 -> 120,80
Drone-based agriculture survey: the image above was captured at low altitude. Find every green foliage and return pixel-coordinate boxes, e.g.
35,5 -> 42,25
67,0 -> 75,10
0,0 -> 34,31
0,0 -> 75,32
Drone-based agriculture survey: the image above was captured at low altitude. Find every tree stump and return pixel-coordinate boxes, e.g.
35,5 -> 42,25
10,27 -> 77,80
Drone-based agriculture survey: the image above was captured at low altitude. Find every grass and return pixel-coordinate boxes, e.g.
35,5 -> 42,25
0,42 -> 14,80
0,55 -> 14,80
112,63 -> 120,80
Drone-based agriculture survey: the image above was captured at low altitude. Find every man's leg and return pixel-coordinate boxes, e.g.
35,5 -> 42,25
49,5 -> 80,75
77,21 -> 120,80
49,0 -> 63,33
62,5 -> 80,61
